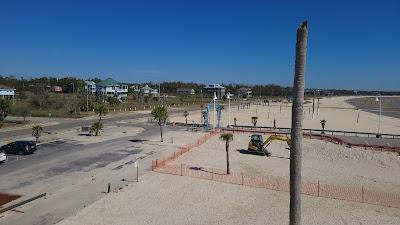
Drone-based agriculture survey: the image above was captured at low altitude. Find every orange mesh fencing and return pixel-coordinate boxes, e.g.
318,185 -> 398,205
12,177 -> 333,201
154,164 -> 400,208
151,130 -> 400,208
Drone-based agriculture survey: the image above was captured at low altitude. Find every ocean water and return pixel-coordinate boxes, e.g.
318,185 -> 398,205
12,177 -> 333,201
346,97 -> 400,119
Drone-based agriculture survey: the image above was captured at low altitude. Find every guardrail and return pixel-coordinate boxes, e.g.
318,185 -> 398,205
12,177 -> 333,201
229,125 -> 400,139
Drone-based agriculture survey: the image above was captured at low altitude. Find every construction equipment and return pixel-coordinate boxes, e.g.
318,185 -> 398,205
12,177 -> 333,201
248,134 -> 291,156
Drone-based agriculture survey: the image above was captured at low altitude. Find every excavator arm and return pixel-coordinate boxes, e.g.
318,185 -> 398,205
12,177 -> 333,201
262,135 -> 291,149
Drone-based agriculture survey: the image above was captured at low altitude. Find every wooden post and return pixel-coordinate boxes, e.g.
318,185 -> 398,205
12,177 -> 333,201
361,186 -> 364,203
136,162 -> 139,182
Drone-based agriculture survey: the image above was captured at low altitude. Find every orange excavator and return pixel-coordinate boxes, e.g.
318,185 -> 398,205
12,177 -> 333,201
248,134 -> 291,156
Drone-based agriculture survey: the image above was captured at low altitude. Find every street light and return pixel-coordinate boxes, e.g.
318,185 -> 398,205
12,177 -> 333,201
227,93 -> 231,127
213,92 -> 217,131
375,96 -> 382,136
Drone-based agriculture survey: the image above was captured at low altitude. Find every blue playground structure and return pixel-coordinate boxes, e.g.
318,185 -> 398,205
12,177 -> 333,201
202,101 -> 222,131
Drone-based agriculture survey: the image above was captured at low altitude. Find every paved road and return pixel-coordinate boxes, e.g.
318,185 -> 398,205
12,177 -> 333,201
332,135 -> 400,148
0,121 -> 180,225
0,107 -> 193,140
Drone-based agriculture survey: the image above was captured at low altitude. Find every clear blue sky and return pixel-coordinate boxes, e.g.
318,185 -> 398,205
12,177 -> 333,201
0,0 -> 399,91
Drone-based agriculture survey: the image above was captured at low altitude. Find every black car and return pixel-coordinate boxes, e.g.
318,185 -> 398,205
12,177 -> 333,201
0,141 -> 37,155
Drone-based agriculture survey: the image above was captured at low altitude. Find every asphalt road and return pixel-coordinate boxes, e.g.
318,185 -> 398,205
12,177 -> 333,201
0,121 -> 176,225
0,107 -> 192,139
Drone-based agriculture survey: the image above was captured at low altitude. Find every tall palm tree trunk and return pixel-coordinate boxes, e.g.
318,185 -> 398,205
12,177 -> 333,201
226,141 -> 230,174
290,21 -> 308,225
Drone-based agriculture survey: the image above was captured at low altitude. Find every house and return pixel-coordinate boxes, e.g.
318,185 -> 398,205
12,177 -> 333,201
140,85 -> 152,95
203,84 -> 225,99
177,88 -> 195,95
140,85 -> 159,96
96,78 -> 128,101
85,81 -> 96,94
0,85 -> 15,99
238,87 -> 252,98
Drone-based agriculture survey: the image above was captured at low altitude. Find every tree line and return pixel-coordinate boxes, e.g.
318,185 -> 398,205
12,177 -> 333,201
1,75 -> 399,96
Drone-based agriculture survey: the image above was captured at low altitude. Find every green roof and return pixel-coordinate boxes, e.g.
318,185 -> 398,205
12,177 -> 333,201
96,78 -> 121,87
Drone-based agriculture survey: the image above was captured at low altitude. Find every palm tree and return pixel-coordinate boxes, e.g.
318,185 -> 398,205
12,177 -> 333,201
32,125 -> 43,143
290,21 -> 308,225
219,133 -> 233,174
151,106 -> 169,142
183,110 -> 189,125
251,116 -> 258,127
94,104 -> 107,122
320,119 -> 326,134
91,122 -> 103,136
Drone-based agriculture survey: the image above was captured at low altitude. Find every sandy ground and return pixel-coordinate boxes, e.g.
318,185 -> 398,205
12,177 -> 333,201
170,96 -> 400,134
57,172 -> 400,225
173,133 -> 400,192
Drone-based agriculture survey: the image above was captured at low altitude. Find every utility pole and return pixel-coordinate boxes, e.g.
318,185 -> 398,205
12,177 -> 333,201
312,90 -> 315,120
376,96 -> 382,135
213,92 -> 217,131
158,83 -> 161,105
227,93 -> 231,127
86,83 -> 89,112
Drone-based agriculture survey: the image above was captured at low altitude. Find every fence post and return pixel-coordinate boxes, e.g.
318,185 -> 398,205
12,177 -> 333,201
181,164 -> 183,176
361,186 -> 364,203
212,168 -> 214,180
317,180 -> 320,197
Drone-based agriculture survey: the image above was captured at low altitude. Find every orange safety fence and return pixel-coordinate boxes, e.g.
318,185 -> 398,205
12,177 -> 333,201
151,131 -> 219,170
154,164 -> 400,208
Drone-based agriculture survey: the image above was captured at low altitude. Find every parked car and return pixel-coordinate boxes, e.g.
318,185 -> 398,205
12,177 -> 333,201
0,151 -> 6,163
0,141 -> 37,155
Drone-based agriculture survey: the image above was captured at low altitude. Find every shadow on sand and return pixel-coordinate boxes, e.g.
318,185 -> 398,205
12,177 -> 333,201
129,139 -> 148,143
237,149 -> 289,159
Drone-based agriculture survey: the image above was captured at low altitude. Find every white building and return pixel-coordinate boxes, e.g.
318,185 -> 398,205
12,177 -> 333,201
0,85 -> 15,99
84,81 -> 96,94
96,78 -> 128,101
140,85 -> 159,96
203,84 -> 225,99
